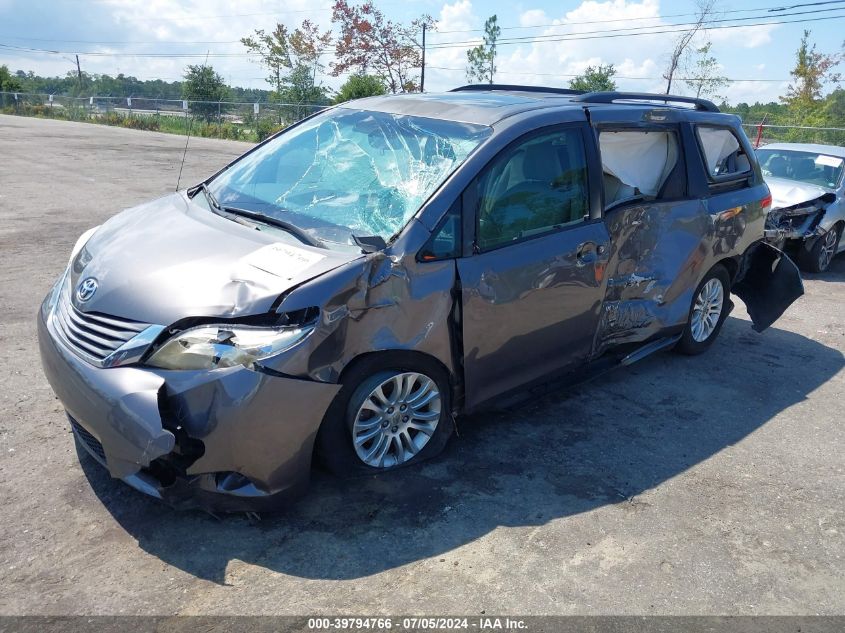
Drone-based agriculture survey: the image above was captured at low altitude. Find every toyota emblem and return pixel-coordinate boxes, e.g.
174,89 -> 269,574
76,277 -> 98,303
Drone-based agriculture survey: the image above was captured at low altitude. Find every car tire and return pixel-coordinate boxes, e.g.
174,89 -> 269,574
675,264 -> 731,356
316,355 -> 453,477
798,224 -> 841,273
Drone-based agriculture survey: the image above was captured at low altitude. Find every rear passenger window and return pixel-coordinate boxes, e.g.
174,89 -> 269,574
599,129 -> 683,208
696,126 -> 751,179
476,128 -> 588,251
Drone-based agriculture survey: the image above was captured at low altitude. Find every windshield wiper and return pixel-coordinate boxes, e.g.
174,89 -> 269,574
191,183 -> 325,249
219,206 -> 326,249
191,181 -> 221,209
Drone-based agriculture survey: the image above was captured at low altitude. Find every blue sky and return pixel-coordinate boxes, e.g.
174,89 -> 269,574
1,0 -> 843,104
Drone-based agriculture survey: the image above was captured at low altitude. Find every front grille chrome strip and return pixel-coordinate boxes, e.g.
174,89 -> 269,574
49,276 -> 162,368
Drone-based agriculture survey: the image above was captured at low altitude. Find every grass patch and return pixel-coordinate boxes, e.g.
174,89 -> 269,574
1,102 -> 289,142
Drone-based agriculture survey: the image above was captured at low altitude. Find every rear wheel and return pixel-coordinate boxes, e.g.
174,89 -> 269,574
675,265 -> 730,356
798,225 -> 841,273
317,357 -> 453,477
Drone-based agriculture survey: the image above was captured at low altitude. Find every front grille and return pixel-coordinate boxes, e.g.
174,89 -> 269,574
52,280 -> 149,363
69,416 -> 107,464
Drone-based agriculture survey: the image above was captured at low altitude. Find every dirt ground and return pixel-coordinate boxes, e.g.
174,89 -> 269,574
0,114 -> 843,615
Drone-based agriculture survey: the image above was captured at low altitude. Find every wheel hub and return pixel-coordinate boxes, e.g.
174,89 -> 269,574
690,278 -> 725,343
351,371 -> 442,468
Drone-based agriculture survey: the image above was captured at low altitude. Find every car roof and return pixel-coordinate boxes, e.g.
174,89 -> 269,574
758,142 -> 845,158
345,86 -> 721,127
345,91 -> 579,126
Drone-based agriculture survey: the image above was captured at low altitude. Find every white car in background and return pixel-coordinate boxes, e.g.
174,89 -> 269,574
758,142 -> 845,272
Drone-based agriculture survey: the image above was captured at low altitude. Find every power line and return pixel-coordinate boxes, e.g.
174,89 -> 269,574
426,12 -> 845,50
425,66 -> 792,83
0,5 -> 780,41
101,0 -> 416,22
3,7 -> 840,57
4,0 -> 844,46
435,0 -> 845,34
3,7 -> 844,64
427,6 -> 845,48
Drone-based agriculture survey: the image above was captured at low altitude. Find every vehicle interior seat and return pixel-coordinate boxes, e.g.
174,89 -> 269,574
479,140 -> 586,245
791,157 -> 816,181
768,156 -> 789,177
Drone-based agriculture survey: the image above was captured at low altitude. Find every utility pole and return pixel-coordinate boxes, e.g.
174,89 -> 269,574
75,54 -> 82,84
420,23 -> 426,93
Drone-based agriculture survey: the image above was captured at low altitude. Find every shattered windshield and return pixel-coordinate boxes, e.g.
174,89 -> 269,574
207,108 -> 491,247
757,148 -> 845,190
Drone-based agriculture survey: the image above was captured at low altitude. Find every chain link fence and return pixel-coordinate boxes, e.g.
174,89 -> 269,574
0,91 -> 327,142
4,91 -> 845,148
741,122 -> 845,148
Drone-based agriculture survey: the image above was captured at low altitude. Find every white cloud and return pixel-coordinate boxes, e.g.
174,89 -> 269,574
519,9 -> 547,28
1,0 -> 790,103
708,24 -> 776,49
425,0 -> 787,103
492,0 -> 665,90
3,0 -> 335,89
426,0 -> 479,86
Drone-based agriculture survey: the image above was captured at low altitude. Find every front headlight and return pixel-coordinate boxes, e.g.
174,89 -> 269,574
70,226 -> 100,264
42,270 -> 67,319
145,324 -> 314,370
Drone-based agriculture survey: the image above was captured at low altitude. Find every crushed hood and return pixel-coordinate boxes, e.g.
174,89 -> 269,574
765,176 -> 832,210
71,193 -> 359,325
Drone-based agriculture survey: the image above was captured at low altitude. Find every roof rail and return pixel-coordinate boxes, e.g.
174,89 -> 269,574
571,91 -> 719,112
450,84 -> 585,96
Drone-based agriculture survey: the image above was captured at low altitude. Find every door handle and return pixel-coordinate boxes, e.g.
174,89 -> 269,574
576,241 -> 598,265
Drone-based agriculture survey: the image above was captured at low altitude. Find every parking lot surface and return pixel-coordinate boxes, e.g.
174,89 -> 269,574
1,114 -> 843,615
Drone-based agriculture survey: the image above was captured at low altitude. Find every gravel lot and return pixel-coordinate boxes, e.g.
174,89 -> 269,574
0,114 -> 843,616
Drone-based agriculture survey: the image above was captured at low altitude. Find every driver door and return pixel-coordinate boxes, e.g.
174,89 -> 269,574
456,124 -> 610,409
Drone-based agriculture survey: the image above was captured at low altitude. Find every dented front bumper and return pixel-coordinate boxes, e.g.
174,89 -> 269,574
38,303 -> 340,512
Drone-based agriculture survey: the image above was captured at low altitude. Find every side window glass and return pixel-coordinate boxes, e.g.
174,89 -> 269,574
599,129 -> 682,208
419,202 -> 461,261
697,126 -> 751,179
476,128 -> 588,251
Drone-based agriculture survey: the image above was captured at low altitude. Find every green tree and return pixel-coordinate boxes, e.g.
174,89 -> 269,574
331,0 -> 434,93
781,30 -> 842,117
569,64 -> 617,92
242,19 -> 332,103
277,64 -> 330,122
822,87 -> 845,123
683,42 -> 728,99
466,15 -> 500,84
663,0 -> 717,94
0,65 -> 23,92
242,25 -> 294,97
333,74 -> 387,103
182,65 -> 229,121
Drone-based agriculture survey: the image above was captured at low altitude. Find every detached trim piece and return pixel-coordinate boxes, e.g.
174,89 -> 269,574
733,242 -> 804,333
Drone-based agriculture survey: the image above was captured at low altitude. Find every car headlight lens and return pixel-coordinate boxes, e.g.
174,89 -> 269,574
42,270 -> 67,319
70,226 -> 100,264
145,324 -> 314,370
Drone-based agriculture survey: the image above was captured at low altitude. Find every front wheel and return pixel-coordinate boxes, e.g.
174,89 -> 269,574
317,358 -> 453,477
798,225 -> 841,273
675,265 -> 730,356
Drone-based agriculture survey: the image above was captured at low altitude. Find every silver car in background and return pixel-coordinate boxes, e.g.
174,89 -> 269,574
758,142 -> 845,272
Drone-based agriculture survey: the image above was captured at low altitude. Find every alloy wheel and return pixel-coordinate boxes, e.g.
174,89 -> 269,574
351,372 -> 441,468
690,278 -> 725,343
818,229 -> 839,271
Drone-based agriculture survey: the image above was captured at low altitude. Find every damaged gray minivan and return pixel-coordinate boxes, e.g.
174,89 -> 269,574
39,86 -> 804,511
